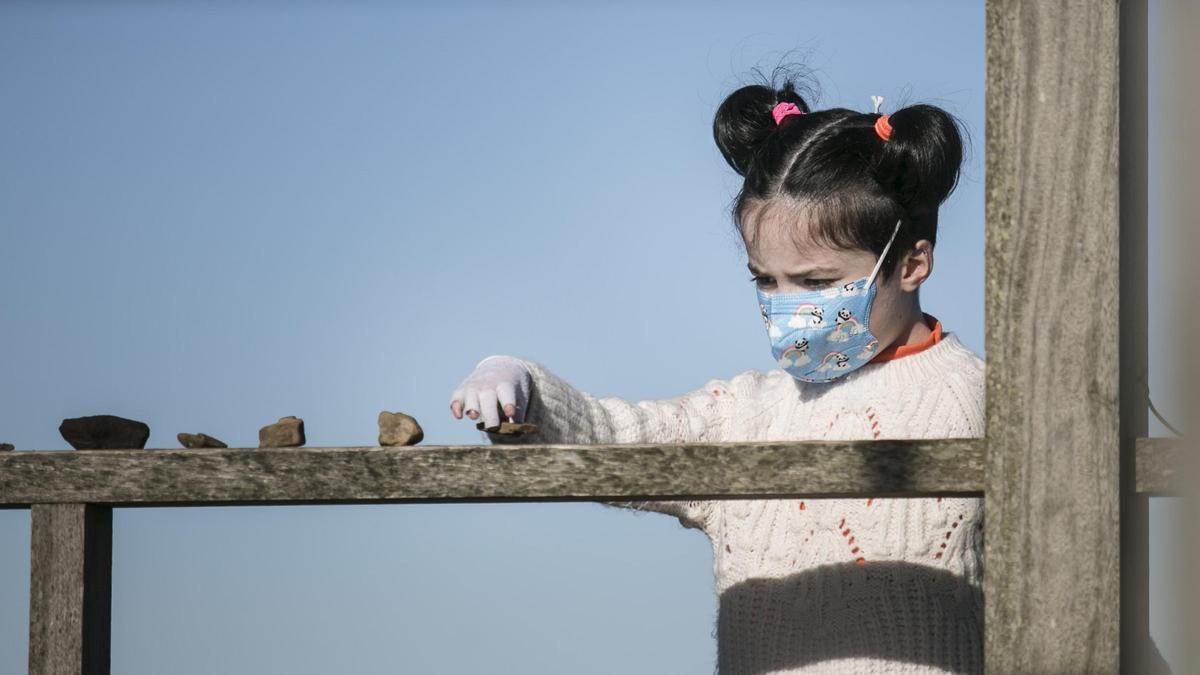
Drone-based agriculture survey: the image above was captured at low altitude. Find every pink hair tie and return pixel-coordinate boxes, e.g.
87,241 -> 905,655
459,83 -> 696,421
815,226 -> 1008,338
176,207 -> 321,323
771,101 -> 805,126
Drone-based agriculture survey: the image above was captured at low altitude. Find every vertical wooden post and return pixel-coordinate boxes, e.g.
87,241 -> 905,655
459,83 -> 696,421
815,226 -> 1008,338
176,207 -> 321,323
984,0 -> 1121,672
29,504 -> 112,675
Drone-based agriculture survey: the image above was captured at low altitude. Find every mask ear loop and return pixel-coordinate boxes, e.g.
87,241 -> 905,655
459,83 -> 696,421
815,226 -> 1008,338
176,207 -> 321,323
865,218 -> 903,287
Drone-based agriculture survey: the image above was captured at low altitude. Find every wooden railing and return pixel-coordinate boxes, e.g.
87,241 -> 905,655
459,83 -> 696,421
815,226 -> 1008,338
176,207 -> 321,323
0,440 -> 987,506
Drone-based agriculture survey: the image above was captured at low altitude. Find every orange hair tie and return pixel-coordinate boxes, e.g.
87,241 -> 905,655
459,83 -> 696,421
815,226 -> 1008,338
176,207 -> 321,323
874,114 -> 893,142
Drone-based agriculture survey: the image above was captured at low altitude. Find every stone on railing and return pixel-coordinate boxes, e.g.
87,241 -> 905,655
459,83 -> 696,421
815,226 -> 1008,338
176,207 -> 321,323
378,411 -> 424,446
59,414 -> 149,450
177,432 -> 228,449
258,416 -> 305,447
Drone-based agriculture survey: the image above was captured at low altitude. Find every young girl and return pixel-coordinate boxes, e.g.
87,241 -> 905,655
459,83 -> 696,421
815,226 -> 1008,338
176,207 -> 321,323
449,75 -> 984,675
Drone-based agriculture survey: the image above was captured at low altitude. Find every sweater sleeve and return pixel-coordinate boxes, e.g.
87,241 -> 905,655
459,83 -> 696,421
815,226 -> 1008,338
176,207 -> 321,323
480,358 -> 764,532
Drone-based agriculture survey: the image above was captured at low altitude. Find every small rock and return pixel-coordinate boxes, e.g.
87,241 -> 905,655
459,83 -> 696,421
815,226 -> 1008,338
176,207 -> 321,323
259,416 -> 305,447
0,443 -> 13,452
59,415 -> 150,450
379,411 -> 424,446
177,432 -> 228,449
476,421 -> 539,436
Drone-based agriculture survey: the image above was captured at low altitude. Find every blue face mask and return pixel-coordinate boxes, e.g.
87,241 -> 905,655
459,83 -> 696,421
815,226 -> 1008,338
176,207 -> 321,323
755,218 -> 903,383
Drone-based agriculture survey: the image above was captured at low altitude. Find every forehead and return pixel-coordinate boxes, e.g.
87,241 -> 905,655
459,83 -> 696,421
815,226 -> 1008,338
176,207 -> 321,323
741,199 -> 852,268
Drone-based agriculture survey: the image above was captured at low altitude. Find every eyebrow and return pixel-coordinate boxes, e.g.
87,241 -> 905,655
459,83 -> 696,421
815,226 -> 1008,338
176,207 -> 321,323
746,262 -> 841,277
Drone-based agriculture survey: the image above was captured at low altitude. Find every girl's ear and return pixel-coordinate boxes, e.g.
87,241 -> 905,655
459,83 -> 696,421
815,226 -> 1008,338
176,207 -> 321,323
898,240 -> 934,292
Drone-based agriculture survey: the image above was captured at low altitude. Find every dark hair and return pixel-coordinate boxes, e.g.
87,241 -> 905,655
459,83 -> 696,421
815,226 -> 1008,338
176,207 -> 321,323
712,63 -> 970,281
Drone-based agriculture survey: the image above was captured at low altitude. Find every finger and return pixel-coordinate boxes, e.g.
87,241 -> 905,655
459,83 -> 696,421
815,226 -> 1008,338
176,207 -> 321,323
477,387 -> 501,430
463,388 -> 481,420
449,387 -> 465,419
496,380 -> 518,422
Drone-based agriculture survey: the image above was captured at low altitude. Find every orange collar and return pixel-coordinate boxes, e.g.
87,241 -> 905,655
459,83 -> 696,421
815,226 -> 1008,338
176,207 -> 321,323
869,313 -> 942,363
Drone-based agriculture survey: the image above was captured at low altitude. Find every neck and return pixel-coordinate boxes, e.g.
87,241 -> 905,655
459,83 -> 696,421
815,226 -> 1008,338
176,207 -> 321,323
897,307 -> 931,343
894,305 -> 933,347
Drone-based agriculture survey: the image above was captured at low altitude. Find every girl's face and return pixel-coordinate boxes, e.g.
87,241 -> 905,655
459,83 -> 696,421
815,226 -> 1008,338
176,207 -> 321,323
743,211 -> 932,350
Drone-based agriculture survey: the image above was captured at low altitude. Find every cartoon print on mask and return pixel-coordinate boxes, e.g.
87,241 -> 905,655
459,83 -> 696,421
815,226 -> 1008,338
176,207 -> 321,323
828,307 -> 868,343
856,338 -> 879,362
814,351 -> 852,374
787,304 -> 825,329
779,338 -> 811,367
819,281 -> 864,299
759,302 -> 782,338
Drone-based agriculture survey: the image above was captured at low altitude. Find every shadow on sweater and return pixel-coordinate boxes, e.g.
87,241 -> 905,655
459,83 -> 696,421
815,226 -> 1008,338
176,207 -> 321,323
715,559 -> 1176,675
716,560 -> 982,674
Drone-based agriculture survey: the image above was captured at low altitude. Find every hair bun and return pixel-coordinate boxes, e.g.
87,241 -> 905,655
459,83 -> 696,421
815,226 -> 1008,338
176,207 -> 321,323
873,104 -> 965,212
713,81 -> 811,177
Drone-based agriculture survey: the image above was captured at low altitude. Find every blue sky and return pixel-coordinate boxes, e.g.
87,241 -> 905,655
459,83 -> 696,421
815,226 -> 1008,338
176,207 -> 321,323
0,1 -> 1182,673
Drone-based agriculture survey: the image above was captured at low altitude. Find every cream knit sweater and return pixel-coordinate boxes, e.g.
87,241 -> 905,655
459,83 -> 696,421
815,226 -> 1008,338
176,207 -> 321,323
482,331 -> 985,675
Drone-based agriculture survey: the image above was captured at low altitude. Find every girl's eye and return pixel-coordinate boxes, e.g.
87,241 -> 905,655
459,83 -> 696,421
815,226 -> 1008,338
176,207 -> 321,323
749,276 -> 836,288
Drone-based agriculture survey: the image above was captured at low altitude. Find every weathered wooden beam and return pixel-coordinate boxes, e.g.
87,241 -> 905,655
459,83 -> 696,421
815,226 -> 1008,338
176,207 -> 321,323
985,0 -> 1122,672
28,504 -> 112,675
0,432 -> 1176,506
0,440 -> 985,506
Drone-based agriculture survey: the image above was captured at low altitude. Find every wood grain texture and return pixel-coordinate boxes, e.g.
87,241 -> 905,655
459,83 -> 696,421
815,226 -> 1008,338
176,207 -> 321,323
0,440 -> 985,506
28,504 -> 112,675
985,0 -> 1121,671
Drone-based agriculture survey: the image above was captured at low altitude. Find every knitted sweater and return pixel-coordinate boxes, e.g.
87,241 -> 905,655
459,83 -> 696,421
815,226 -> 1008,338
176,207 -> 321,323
482,328 -> 985,675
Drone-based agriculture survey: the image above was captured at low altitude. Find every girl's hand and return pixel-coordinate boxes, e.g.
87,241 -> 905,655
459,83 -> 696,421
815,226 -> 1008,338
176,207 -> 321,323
449,355 -> 533,430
